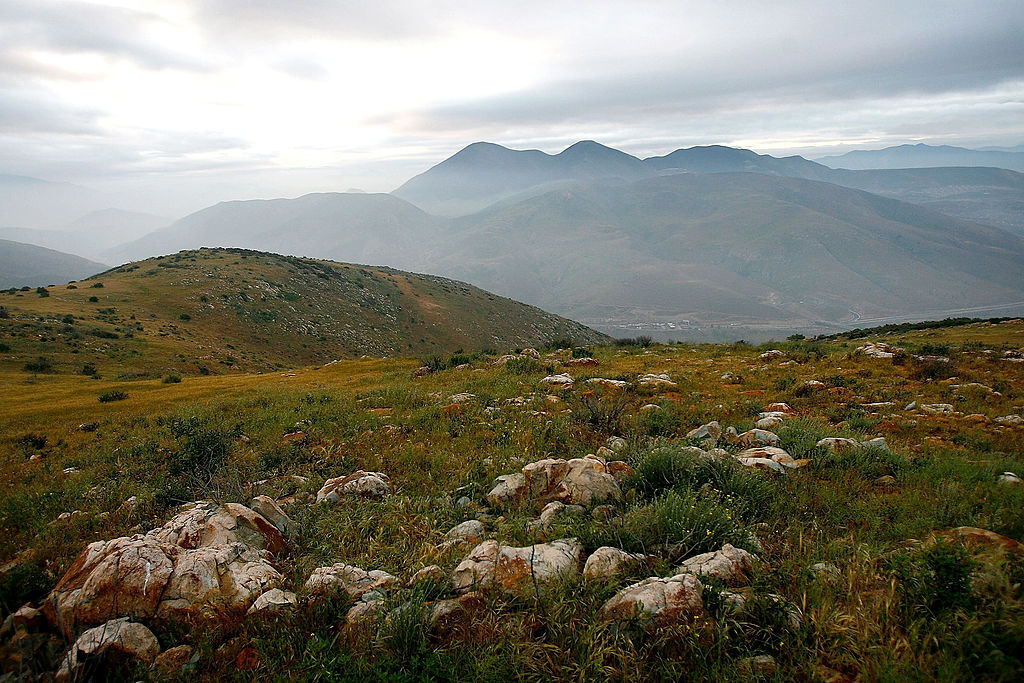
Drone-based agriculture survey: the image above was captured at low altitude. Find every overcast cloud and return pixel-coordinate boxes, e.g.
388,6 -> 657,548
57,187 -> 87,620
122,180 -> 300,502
1,0 -> 1022,217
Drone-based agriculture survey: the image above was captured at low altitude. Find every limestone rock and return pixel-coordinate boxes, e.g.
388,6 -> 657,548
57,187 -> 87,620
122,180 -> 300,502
637,373 -> 676,388
452,540 -> 500,593
600,573 -> 704,624
149,501 -> 288,556
486,473 -> 527,508
686,421 -> 722,444
57,617 -> 159,682
247,588 -> 297,614
737,429 -> 780,447
541,373 -> 574,386
453,539 -> 582,594
606,436 -> 628,451
316,471 -> 390,503
446,520 -> 486,543
583,547 -> 649,580
816,437 -> 861,454
408,565 -> 446,587
249,495 -> 296,537
995,414 -> 1024,426
759,350 -> 784,360
586,377 -> 628,389
153,644 -> 196,676
998,471 -> 1022,485
304,564 -> 399,598
676,544 -> 754,586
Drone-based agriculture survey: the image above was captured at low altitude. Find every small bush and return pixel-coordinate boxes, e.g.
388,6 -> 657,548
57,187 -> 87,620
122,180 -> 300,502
90,282 -> 103,288
0,564 -> 52,616
0,306 -> 8,319
891,541 -> 976,616
163,414 -> 237,486
504,356 -> 542,375
23,356 -> 53,373
35,287 -> 48,297
81,363 -> 97,376
16,433 -> 47,450
178,313 -> 191,321
88,296 -> 99,302
98,390 -> 128,403
571,389 -> 630,433
615,335 -> 653,347
0,342 -> 9,352
162,374 -> 182,384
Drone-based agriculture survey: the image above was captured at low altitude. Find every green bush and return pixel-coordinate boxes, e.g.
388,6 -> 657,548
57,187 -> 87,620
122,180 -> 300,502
504,356 -> 542,375
23,356 -> 53,373
163,414 -> 237,486
0,563 -> 52,616
98,390 -> 128,403
162,373 -> 182,384
891,541 -> 976,616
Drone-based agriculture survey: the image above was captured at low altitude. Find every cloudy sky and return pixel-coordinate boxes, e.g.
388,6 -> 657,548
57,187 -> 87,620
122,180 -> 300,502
2,0 -> 1023,216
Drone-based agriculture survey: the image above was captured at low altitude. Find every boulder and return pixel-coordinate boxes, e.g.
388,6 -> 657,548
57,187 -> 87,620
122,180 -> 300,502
453,539 -> 583,594
759,350 -> 784,360
921,403 -> 955,414
809,562 -> 841,580
316,470 -> 390,502
998,472 -> 1022,485
755,415 -> 784,429
600,573 -> 704,624
152,644 -> 196,676
861,436 -> 890,452
540,373 -> 574,386
520,348 -> 541,359
408,565 -> 446,587
675,544 -> 754,586
446,520 -> 486,543
738,446 -> 806,469
345,591 -> 386,623
583,547 -> 649,580
764,402 -> 795,414
738,655 -> 777,676
149,501 -> 288,556
56,617 -> 159,682
637,373 -> 676,388
565,357 -> 598,367
304,564 -> 399,597
995,414 -> 1024,426
686,421 -> 722,444
606,436 -> 628,451
936,527 -> 1023,554
737,429 -> 780,447
486,473 -> 527,508
815,437 -> 861,454
586,378 -> 628,389
735,456 -> 788,474
249,495 -> 296,537
489,457 -> 623,509
247,588 -> 297,614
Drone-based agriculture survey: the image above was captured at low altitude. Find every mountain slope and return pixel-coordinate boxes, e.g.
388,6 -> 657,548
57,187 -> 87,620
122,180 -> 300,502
393,141 -> 655,216
420,173 -> 1024,327
104,193 -> 436,267
817,143 -> 1024,172
0,248 -> 607,375
0,209 -> 169,264
0,239 -> 107,288
0,174 -> 110,229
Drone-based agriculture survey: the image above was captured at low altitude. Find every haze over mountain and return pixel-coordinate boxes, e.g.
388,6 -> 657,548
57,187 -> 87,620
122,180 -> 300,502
0,239 -> 107,288
0,209 -> 169,264
817,143 -> 1024,172
0,175 -> 111,230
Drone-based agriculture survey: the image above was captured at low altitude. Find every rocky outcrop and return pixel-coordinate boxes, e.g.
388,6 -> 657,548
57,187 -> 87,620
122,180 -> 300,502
452,538 -> 583,595
675,544 -> 754,586
583,547 -> 650,580
304,564 -> 399,598
45,502 -> 285,636
600,573 -> 704,624
247,588 -> 298,614
316,471 -> 390,502
56,617 -> 159,682
486,455 -> 629,509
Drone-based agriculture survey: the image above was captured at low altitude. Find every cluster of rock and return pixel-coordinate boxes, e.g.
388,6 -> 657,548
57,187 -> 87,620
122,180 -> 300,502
486,452 -> 634,510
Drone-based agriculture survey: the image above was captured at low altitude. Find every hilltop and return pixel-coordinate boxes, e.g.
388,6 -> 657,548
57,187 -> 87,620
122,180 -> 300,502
0,248 -> 607,377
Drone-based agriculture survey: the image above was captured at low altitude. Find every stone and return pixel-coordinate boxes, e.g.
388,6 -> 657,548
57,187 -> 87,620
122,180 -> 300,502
686,421 -> 722,444
856,342 -> 902,359
764,402 -> 794,414
995,414 -> 1024,426
676,544 -> 755,586
408,565 -> 446,587
486,473 -> 527,508
737,429 -> 780,447
489,457 -> 624,509
304,564 -> 399,598
453,538 -> 583,595
755,415 -> 783,429
815,437 -> 861,454
316,470 -> 390,502
874,475 -> 897,488
936,527 -> 1023,554
735,456 -> 788,474
281,430 -> 306,445
249,495 -> 296,537
247,588 -> 297,614
414,365 -> 432,377
149,501 -> 288,555
606,436 -> 628,451
861,437 -> 890,452
541,373 -> 574,386
425,592 -> 485,633
520,348 -> 541,359
153,644 -> 196,676
809,562 -> 841,580
586,377 -> 629,389
759,350 -> 784,360
637,373 -> 676,388
565,357 -> 598,367
345,591 -> 386,623
998,472 -> 1022,485
738,654 -> 777,676
921,403 -> 955,414
448,392 -> 475,403
606,461 -> 635,482
446,520 -> 486,543
719,590 -> 747,615
640,403 -> 661,412
583,547 -> 649,580
802,380 -> 826,391
56,617 -> 160,682
737,446 -> 800,468
600,573 -> 704,624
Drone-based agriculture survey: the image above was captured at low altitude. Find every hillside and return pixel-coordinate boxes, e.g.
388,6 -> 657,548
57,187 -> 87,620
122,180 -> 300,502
1,318 -> 1022,680
0,248 -> 607,377
0,174 -> 110,230
0,239 -> 107,288
817,143 -> 1024,171
393,140 -> 655,216
422,173 -> 1024,329
105,192 -> 437,267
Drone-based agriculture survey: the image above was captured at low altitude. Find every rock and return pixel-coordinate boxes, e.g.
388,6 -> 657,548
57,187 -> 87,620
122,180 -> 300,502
861,436 -> 890,452
45,503 -> 285,635
765,594 -> 803,629
995,414 -> 1024,426
316,470 -> 390,502
455,495 -> 472,509
448,392 -> 475,403
586,377 -> 628,389
565,357 -> 598,367
737,446 -> 804,468
486,473 -> 527,508
738,654 -> 777,676
755,415 -> 783,429
583,547 -> 649,580
686,421 -> 722,445
764,402 -> 794,414
606,460 -> 634,482
247,588 -> 297,614
816,437 -> 861,454
541,373 -> 574,386
530,501 -> 584,529
12,604 -> 46,632
759,350 -> 784,360
520,348 -> 541,359
809,562 -> 841,580
281,430 -> 306,444
936,527 -> 1024,554
250,495 -> 296,537
600,573 -> 704,624
446,520 -> 486,543
453,538 -> 583,595
737,429 -> 780,447
56,617 -> 159,682
719,590 -> 747,615
637,373 -> 676,388
414,365 -> 432,377
408,565 -> 446,587
904,401 -> 917,410
606,436 -> 628,451
345,591 -> 386,623
675,544 -> 754,586
874,475 -> 897,488
735,456 -> 788,474
998,472 -> 1022,485
802,380 -> 826,391
640,403 -> 661,412
425,592 -> 485,633
305,564 -> 399,598
921,403 -> 955,414
153,644 -> 196,676
856,341 -> 902,359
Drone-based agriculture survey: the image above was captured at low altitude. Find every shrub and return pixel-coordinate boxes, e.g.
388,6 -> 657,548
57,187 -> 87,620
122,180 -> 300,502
16,433 -> 47,450
162,373 -> 182,384
179,313 -> 191,321
0,342 -> 9,352
570,346 -> 593,358
88,296 -> 99,302
504,356 -> 542,375
891,541 -> 976,616
571,389 -> 630,433
0,564 -> 52,616
163,415 -> 237,486
23,356 -> 53,373
615,335 -> 653,347
81,363 -> 97,376
90,282 -> 103,288
98,390 -> 128,403
35,287 -> 48,297
0,306 -> 8,319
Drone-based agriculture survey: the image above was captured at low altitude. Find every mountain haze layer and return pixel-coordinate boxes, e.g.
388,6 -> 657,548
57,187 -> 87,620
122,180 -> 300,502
0,239 -> 107,288
817,143 -> 1024,172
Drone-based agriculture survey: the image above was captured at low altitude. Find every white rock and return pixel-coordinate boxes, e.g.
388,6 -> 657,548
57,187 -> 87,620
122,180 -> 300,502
445,520 -> 486,543
304,564 -> 398,598
676,544 -> 754,586
541,373 -> 574,386
247,588 -> 298,614
316,470 -> 390,502
57,617 -> 160,682
583,547 -> 649,580
600,573 -> 704,623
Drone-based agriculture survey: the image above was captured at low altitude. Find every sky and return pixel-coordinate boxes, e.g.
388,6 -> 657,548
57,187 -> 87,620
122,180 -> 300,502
2,0 -> 1023,217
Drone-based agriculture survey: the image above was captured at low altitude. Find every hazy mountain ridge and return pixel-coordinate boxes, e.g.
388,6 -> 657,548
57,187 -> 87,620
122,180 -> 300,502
817,143 -> 1024,171
0,239 -> 108,288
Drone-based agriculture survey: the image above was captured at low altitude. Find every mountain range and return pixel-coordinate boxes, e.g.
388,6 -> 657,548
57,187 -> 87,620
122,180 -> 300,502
0,240 -> 107,289
816,143 -> 1024,172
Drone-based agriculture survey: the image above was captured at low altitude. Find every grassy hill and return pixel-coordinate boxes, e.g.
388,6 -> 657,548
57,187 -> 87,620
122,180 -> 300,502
0,239 -> 107,288
427,173 -> 1024,327
0,318 -> 1022,679
0,247 -> 607,378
